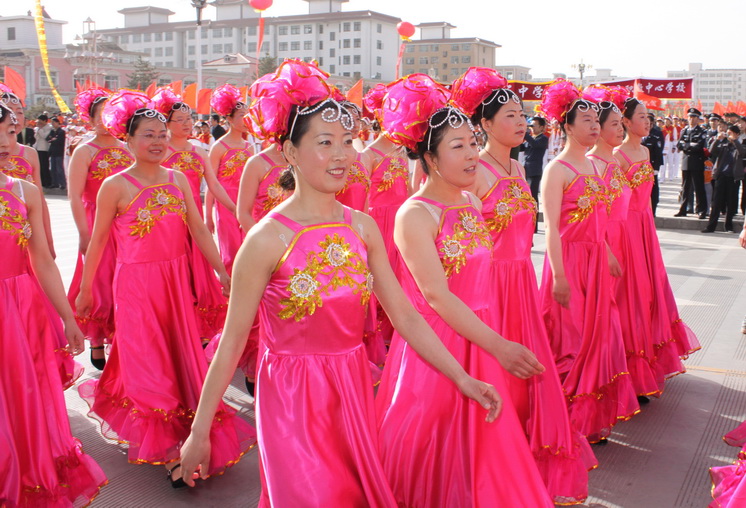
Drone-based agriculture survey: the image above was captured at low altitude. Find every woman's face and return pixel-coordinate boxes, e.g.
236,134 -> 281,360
426,123 -> 479,189
624,104 -> 650,137
228,104 -> 249,133
0,115 -> 18,163
285,113 -> 356,194
168,109 -> 194,139
599,110 -> 625,148
127,118 -> 169,164
482,102 -> 527,148
91,104 -> 110,136
565,107 -> 600,148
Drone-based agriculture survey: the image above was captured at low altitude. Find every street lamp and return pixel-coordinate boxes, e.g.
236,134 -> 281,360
191,0 -> 207,90
571,59 -> 592,87
68,18 -> 110,87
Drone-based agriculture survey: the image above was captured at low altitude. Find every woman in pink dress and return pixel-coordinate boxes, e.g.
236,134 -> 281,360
615,98 -> 700,395
67,88 -> 134,370
76,91 -> 255,486
710,420 -> 746,507
538,80 -> 639,443
208,85 -> 253,274
0,103 -> 107,507
459,68 -> 596,504
152,87 -> 232,339
179,61 -> 502,506
336,102 -> 372,212
374,74 -> 551,507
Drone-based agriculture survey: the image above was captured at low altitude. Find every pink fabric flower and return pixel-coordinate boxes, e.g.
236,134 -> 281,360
450,67 -> 509,117
379,74 -> 449,151
0,83 -> 14,96
74,87 -> 111,124
537,79 -> 583,123
210,84 -> 242,117
151,87 -> 183,116
362,83 -> 387,121
582,85 -> 630,112
101,90 -> 153,140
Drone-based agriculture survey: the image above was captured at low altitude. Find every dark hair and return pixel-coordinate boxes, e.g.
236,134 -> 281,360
560,99 -> 598,133
406,109 -> 465,175
126,109 -> 167,137
0,103 -> 17,125
166,102 -> 190,122
89,96 -> 107,120
531,117 -> 546,128
728,124 -> 741,135
622,98 -> 644,121
38,114 -> 48,121
471,89 -> 522,126
596,102 -> 619,126
211,114 -> 220,122
51,117 -> 61,125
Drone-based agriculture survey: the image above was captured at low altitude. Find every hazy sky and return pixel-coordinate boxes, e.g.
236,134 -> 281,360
28,0 -> 746,79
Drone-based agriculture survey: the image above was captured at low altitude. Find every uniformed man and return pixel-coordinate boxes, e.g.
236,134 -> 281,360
675,108 -> 709,218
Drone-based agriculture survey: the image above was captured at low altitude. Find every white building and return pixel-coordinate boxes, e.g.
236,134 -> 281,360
668,63 -> 746,111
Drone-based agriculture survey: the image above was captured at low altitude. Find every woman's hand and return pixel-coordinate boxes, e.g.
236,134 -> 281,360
218,271 -> 231,298
608,252 -> 622,278
456,376 -> 503,423
739,228 -> 746,249
494,340 -> 545,380
179,431 -> 211,487
75,290 -> 93,319
63,318 -> 85,356
552,275 -> 571,308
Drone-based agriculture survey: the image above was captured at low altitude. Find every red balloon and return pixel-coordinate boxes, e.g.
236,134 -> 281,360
397,21 -> 415,39
249,0 -> 273,11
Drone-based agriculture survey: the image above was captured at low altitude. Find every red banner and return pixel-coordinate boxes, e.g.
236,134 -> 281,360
597,78 -> 693,99
507,81 -> 553,102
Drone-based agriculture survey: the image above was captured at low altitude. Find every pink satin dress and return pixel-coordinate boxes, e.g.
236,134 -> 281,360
78,171 -> 256,472
710,421 -> 746,507
215,140 -> 252,273
162,145 -> 226,338
4,145 -> 35,182
67,143 -> 133,346
479,159 -> 596,504
336,152 -> 370,212
255,207 -> 396,507
539,160 -> 639,441
0,178 -> 107,506
376,194 -> 553,508
616,149 -> 700,387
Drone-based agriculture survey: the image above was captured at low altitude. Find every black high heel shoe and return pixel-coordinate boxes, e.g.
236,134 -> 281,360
245,378 -> 255,398
168,463 -> 187,489
90,346 -> 106,370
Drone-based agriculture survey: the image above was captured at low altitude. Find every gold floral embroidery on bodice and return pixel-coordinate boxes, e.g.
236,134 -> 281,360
5,157 -> 33,182
568,176 -> 608,224
440,210 -> 492,278
280,233 -> 373,321
0,194 -> 32,247
627,161 -> 654,189
263,180 -> 286,212
605,165 -> 629,212
219,150 -> 249,179
92,148 -> 133,180
129,187 -> 187,237
486,180 -> 537,233
170,151 -> 205,179
339,160 -> 371,194
376,156 -> 408,192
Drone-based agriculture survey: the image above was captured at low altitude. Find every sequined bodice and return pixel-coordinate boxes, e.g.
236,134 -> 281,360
478,160 -> 537,260
162,146 -> 205,208
252,153 -> 289,222
4,147 -> 34,182
114,172 -> 188,264
84,144 -> 134,206
615,149 -> 655,212
556,161 -> 609,243
336,152 -> 370,211
591,155 -> 631,223
258,207 -> 373,355
368,147 -> 409,207
0,180 -> 32,278
217,143 -> 252,198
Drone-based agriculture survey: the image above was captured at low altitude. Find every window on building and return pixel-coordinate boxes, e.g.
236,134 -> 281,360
405,57 -> 415,65
318,24 -> 324,34
419,57 -> 428,64
143,48 -> 151,56
39,69 -> 58,88
318,40 -> 324,50
330,65 -> 336,74
461,44 -> 471,51
224,27 -> 232,37
188,61 -> 196,69
248,26 -> 257,36
343,55 -> 351,65
451,56 -> 459,63
451,68 -> 460,76
291,41 -> 300,51
213,44 -> 222,53
187,31 -> 194,40
419,45 -> 428,52
406,45 -> 415,53
461,55 -> 470,63
304,40 -> 312,50
143,33 -> 151,43
376,56 -> 382,66
248,42 -> 256,52
304,24 -> 312,34
104,75 -> 119,89
155,47 -> 164,57
377,24 -> 382,33
354,21 -> 361,31
330,32 -> 336,41
431,44 -> 439,51
120,34 -> 129,44
165,62 -> 173,67
291,25 -> 300,35
353,55 -> 361,64
343,22 -> 351,32
279,26 -> 288,36
354,38 -> 361,48
451,44 -> 459,51
420,68 -> 428,74
343,72 -> 350,77
442,63 -> 447,69
202,44 -> 208,54
164,47 -> 174,56
279,42 -> 288,51
376,40 -> 382,50
7,27 -> 16,41
343,39 -> 350,48
330,48 -> 336,57
223,43 -> 232,53
319,57 -> 324,66
304,57 -> 312,63
431,56 -> 439,64
213,28 -> 222,37
155,32 -> 163,42
165,32 -> 173,41
133,34 -> 142,43
188,45 -> 195,55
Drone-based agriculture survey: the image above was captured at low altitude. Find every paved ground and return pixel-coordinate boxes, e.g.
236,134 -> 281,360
49,178 -> 746,507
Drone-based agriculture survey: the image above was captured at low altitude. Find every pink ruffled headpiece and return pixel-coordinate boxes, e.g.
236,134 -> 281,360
211,84 -> 243,117
582,85 -> 630,113
102,90 -> 163,140
380,73 -> 472,151
362,83 -> 388,121
0,82 -> 22,107
152,86 -> 191,119
450,67 -> 510,117
74,87 -> 111,124
538,79 -> 590,123
244,59 -> 341,145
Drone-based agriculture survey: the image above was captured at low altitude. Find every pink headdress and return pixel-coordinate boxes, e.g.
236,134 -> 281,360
538,79 -> 596,123
362,83 -> 387,121
0,82 -> 22,107
582,85 -> 630,115
244,59 -> 350,145
101,90 -> 165,140
379,73 -> 471,152
211,84 -> 244,117
74,87 -> 111,124
450,67 -> 511,117
152,86 -> 191,119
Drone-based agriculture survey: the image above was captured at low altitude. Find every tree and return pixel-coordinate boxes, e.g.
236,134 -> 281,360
126,57 -> 160,90
257,54 -> 278,79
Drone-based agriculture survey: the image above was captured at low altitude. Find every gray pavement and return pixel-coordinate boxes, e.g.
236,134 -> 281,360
49,178 -> 746,507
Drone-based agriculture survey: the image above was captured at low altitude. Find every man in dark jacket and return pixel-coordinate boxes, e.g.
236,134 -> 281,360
46,118 -> 66,189
675,108 -> 709,218
643,113 -> 665,215
521,116 -> 549,204
702,124 -> 745,232
210,114 -> 226,141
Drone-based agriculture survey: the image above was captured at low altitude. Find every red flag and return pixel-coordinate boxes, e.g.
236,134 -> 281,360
145,81 -> 157,98
634,87 -> 664,111
713,101 -> 725,116
256,16 -> 266,79
346,79 -> 364,109
239,86 -> 249,102
737,101 -> 746,116
183,83 -> 197,109
197,88 -> 212,115
697,99 -> 703,112
170,80 -> 182,96
3,66 -> 26,104
727,101 -> 736,113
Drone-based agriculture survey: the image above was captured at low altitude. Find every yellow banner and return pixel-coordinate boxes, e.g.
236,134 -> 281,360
34,1 -> 70,113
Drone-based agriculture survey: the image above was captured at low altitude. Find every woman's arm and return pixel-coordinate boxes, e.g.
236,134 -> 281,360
197,145 -> 235,213
235,156 -> 263,232
67,145 -> 94,253
179,222 -> 283,485
541,162 -> 570,308
393,202 -> 543,378
23,181 -> 85,354
23,148 -> 55,257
